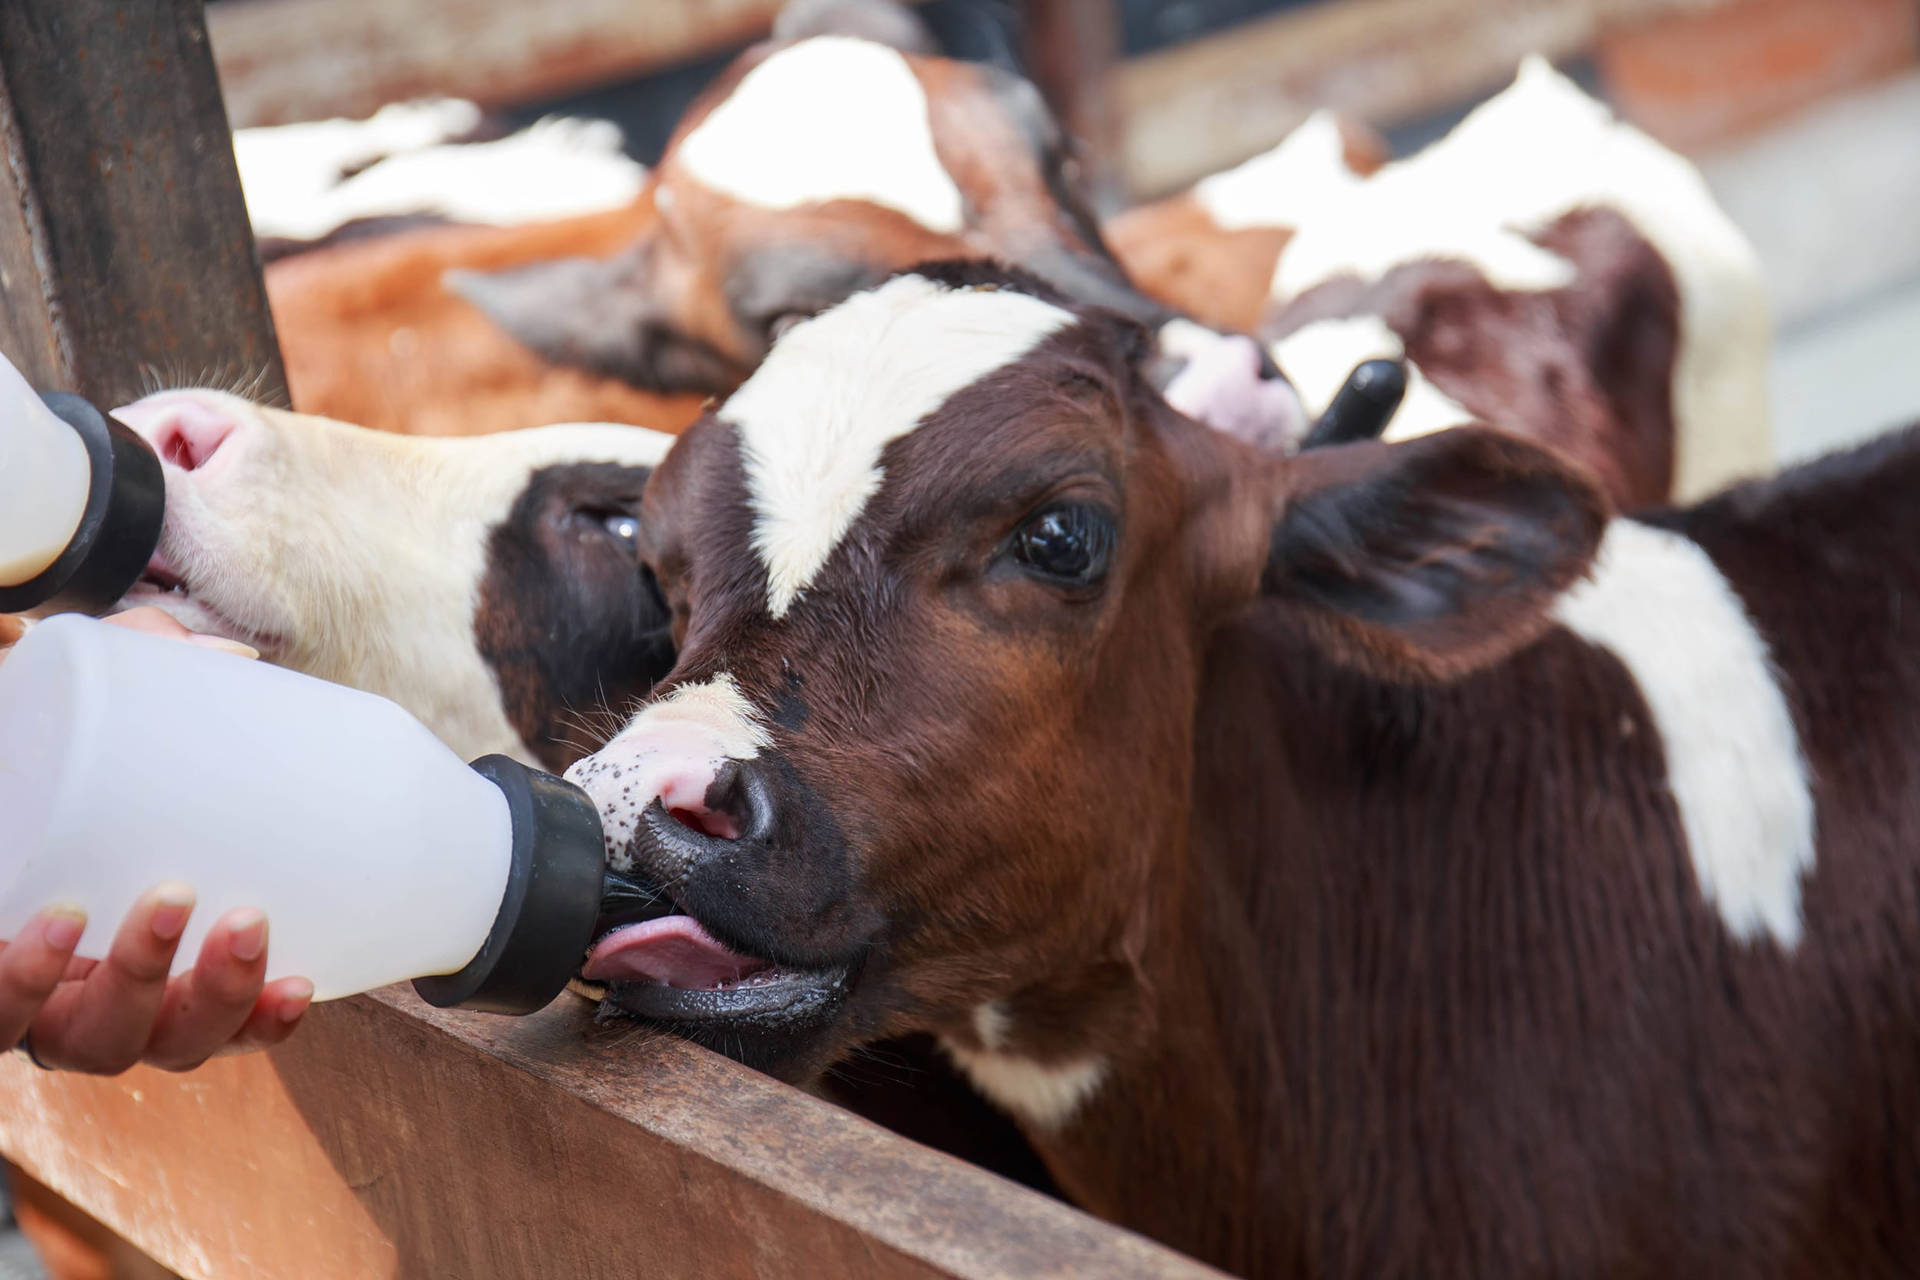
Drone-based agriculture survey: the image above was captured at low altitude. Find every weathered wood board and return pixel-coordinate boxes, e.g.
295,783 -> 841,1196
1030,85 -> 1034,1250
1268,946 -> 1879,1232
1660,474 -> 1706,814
0,0 -> 285,407
1113,0 -> 1760,195
0,988 -> 1224,1280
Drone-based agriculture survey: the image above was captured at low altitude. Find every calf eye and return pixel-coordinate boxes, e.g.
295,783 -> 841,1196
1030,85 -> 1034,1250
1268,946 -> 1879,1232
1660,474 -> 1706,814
1011,504 -> 1114,587
601,513 -> 641,548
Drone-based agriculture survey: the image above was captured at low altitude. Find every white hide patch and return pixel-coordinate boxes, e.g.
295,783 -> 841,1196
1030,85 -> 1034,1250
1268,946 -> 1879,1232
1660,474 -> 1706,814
942,1001 -> 1108,1131
564,674 -> 773,868
1552,519 -> 1815,946
676,37 -> 966,234
234,98 -> 483,236
250,117 -> 647,241
1192,110 -> 1366,232
725,273 -> 1075,618
1267,316 -> 1474,442
1271,57 -> 1772,500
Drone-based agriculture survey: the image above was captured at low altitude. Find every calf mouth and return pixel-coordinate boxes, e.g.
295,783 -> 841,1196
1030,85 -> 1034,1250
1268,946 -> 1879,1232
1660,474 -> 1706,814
576,865 -> 853,1039
117,548 -> 283,655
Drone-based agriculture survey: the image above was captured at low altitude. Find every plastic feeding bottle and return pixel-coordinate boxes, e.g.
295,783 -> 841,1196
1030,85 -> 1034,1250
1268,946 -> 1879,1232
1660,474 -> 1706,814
0,614 -> 608,1013
0,349 -> 164,616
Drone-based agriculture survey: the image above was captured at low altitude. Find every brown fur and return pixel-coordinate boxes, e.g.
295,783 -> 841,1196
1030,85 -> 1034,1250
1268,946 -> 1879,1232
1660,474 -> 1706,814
1103,194 -> 1295,333
1104,117 -> 1388,333
263,201 -> 705,438
1266,206 -> 1682,509
599,270 -> 1920,1275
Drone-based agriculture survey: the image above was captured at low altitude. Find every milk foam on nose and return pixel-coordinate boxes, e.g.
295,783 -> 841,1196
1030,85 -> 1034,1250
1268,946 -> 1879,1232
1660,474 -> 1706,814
564,673 -> 772,868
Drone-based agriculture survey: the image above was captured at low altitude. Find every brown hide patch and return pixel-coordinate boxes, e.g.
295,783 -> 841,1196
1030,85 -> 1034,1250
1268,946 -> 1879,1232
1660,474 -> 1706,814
473,462 -> 676,770
1266,206 -> 1682,509
1105,193 -> 1293,333
264,202 -> 705,437
1156,424 -> 1920,1276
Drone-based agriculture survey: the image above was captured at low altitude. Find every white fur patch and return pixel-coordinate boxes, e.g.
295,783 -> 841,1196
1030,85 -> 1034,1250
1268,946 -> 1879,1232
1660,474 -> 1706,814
1192,110 -> 1366,232
624,672 -> 772,761
1272,57 -> 1772,499
1267,315 -> 1474,442
250,116 -> 646,241
725,273 -> 1074,617
1552,519 -> 1815,946
676,37 -> 965,234
942,1001 -> 1107,1131
564,673 -> 772,868
235,97 -> 482,236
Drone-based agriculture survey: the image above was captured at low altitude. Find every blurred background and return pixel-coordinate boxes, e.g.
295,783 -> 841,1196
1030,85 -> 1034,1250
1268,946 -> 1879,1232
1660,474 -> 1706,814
199,0 -> 1920,462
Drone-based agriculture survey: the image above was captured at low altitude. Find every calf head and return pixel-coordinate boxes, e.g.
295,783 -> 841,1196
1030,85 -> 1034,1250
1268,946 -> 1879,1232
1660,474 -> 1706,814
455,33 -> 1139,392
108,391 -> 677,769
570,265 -> 1608,1110
452,31 -> 1309,448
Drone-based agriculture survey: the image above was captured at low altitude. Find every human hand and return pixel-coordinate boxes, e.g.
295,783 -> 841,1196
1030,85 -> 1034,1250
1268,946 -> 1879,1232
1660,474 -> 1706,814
0,605 -> 259,662
2,885 -> 313,1074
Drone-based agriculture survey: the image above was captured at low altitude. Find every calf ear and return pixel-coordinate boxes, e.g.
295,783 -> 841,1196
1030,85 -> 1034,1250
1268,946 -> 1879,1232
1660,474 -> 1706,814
1264,427 -> 1607,679
447,247 -> 651,381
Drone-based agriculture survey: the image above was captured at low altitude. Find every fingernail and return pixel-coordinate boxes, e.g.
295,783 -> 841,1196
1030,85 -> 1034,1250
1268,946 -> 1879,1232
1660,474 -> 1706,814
39,905 -> 86,952
185,635 -> 260,660
279,979 -> 314,1021
149,883 -> 196,942
226,909 -> 267,963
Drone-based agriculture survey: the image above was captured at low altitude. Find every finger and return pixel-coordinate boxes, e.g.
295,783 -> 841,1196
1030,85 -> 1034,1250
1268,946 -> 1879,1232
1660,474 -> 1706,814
104,607 -> 258,659
103,606 -> 193,639
144,908 -> 270,1072
0,908 -> 87,1049
30,884 -> 193,1074
212,978 -> 314,1058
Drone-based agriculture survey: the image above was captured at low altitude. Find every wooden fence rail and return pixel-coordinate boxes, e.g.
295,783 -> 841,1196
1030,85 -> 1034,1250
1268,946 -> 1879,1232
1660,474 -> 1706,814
0,989 -> 1220,1279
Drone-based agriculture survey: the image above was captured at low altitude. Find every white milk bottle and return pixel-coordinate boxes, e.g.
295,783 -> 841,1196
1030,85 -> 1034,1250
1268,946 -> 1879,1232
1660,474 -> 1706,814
0,614 -> 607,1013
0,349 -> 164,616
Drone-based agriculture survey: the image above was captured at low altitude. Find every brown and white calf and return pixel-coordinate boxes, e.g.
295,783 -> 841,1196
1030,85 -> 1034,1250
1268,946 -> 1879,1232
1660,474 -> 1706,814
451,28 -> 1313,449
102,392 -> 677,770
1263,58 -> 1774,505
567,265 -> 1920,1276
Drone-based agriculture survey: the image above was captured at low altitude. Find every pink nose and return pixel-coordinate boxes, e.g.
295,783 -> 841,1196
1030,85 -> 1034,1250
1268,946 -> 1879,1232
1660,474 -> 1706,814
115,396 -> 238,473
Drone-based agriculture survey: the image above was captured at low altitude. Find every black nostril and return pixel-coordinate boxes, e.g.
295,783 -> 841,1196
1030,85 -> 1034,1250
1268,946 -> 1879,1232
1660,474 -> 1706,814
701,758 -> 776,844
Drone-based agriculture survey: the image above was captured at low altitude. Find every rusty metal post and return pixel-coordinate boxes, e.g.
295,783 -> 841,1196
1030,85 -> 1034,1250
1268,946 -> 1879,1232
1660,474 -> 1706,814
0,0 -> 285,407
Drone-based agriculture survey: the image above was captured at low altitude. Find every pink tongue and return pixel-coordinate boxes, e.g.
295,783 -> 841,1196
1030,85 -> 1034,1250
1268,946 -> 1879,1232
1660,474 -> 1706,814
582,916 -> 773,989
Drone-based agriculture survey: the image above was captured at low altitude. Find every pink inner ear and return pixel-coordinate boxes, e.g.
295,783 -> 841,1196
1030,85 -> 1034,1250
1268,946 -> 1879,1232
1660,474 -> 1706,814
1161,334 -> 1307,454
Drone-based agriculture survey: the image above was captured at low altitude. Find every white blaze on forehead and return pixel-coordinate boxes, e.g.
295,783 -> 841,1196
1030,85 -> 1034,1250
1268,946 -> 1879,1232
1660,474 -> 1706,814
1553,519 -> 1816,947
565,674 -> 773,869
725,273 -> 1076,618
1272,57 -> 1771,499
676,36 -> 965,234
1192,110 -> 1367,232
1267,316 -> 1473,442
